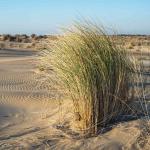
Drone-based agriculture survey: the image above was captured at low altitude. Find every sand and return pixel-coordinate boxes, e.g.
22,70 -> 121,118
0,48 -> 150,150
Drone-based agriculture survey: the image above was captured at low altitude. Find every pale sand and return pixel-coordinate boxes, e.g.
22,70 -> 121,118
0,49 -> 150,150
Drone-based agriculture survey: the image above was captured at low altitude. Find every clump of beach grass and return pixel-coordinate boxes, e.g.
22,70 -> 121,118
41,21 -> 135,134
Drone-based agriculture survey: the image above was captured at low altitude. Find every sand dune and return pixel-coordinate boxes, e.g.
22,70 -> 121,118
0,49 -> 150,150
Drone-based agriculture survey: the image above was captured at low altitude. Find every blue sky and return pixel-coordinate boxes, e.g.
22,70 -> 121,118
0,0 -> 150,35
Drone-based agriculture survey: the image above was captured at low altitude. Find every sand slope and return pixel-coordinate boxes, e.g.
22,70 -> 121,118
0,49 -> 150,150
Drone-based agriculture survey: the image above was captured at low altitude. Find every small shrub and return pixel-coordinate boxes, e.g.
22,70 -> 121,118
38,66 -> 45,71
130,42 -> 136,47
137,42 -> 141,46
2,34 -> 10,41
31,34 -> 36,39
128,45 -> 134,49
0,43 -> 5,49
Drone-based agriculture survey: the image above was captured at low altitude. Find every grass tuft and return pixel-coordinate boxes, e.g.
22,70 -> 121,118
42,21 -> 135,134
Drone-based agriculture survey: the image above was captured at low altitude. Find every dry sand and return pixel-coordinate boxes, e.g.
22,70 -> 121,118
0,49 -> 150,150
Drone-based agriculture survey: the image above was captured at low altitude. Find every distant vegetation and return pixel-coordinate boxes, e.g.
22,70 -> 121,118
0,34 -> 58,43
0,33 -> 150,50
0,34 -> 58,50
0,34 -> 47,43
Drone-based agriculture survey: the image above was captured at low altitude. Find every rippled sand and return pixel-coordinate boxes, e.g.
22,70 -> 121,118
0,49 -> 61,149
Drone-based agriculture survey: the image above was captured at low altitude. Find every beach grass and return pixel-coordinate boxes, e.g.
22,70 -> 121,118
41,21 -> 135,134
